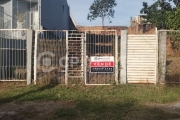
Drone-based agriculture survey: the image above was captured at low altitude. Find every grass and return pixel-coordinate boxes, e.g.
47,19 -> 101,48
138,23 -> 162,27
1,84 -> 180,119
1,84 -> 180,103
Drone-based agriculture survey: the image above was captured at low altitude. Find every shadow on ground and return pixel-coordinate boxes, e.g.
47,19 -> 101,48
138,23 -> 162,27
52,99 -> 180,120
0,85 -> 57,105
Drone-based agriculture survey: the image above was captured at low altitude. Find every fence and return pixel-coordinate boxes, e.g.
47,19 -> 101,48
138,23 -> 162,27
159,30 -> 180,84
0,29 -> 27,81
2,29 -> 175,85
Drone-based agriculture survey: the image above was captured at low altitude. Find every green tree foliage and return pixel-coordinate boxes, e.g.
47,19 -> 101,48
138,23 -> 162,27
140,0 -> 180,30
167,6 -> 180,29
87,0 -> 117,27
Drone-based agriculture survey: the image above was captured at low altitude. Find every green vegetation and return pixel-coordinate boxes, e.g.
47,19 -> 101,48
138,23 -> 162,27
87,0 -> 117,27
1,84 -> 180,119
1,84 -> 180,103
140,0 -> 180,30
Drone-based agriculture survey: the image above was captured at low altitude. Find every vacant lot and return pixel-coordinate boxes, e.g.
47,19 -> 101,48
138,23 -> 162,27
0,84 -> 180,120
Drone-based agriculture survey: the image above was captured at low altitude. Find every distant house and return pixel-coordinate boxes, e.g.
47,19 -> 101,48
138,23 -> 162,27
0,0 -> 76,30
129,15 -> 155,34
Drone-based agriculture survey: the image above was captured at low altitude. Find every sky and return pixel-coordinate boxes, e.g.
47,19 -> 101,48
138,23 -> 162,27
67,0 -> 154,27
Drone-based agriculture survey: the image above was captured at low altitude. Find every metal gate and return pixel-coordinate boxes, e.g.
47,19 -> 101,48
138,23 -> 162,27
34,30 -> 118,85
0,29 -> 27,81
85,30 -> 118,85
127,34 -> 158,84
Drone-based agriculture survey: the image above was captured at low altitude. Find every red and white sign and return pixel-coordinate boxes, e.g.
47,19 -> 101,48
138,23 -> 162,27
90,56 -> 114,73
91,62 -> 114,67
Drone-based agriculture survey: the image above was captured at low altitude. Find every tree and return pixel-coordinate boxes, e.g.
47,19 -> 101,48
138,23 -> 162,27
140,0 -> 172,29
166,6 -> 180,29
87,0 -> 117,27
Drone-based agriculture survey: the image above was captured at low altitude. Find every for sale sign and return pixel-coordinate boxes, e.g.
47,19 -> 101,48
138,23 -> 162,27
90,56 -> 114,73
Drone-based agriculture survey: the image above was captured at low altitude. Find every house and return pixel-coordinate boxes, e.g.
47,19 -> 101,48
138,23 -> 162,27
0,0 -> 77,81
0,0 -> 76,30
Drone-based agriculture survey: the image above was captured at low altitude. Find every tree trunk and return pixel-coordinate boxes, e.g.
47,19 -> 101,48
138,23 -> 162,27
102,17 -> 104,29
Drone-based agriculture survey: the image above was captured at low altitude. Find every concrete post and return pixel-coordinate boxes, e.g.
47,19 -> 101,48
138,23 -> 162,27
65,31 -> 68,84
26,29 -> 33,85
115,34 -> 119,85
159,31 -> 167,84
84,32 -> 87,85
120,30 -> 127,84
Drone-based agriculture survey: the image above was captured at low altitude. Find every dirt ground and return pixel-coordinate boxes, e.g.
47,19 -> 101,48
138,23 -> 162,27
147,102 -> 180,116
0,101 -> 180,120
0,101 -> 76,120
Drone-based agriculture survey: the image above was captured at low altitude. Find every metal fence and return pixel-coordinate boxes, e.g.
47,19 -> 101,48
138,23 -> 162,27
0,29 -> 27,81
34,30 -> 67,84
159,30 -> 180,83
1,29 -> 169,85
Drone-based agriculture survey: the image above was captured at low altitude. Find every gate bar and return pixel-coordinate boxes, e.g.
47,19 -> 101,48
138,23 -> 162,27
34,31 -> 38,84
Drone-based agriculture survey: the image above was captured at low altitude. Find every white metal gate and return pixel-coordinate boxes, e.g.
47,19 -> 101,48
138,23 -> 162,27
127,34 -> 158,84
85,30 -> 118,85
34,30 -> 118,85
